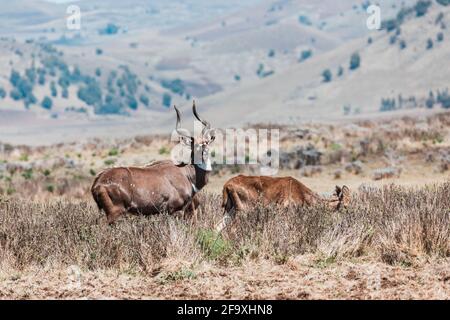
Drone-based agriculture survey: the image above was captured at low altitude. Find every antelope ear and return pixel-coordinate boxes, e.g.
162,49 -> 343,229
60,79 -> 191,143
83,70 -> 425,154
335,185 -> 342,196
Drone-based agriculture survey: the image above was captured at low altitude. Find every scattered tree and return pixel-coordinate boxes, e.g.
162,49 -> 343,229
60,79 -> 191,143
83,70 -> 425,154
41,96 -> 53,110
414,1 -> 431,17
162,93 -> 172,108
299,49 -> 312,62
349,52 -> 360,70
322,69 -> 332,82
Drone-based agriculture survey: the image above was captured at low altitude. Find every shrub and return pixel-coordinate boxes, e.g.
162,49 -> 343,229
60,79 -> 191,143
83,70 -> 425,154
437,89 -> 450,108
10,89 -> 22,101
349,52 -> 360,70
389,35 -> 397,44
196,229 -> 232,261
0,87 -> 6,99
10,70 -> 20,87
104,158 -> 116,166
162,93 -> 172,108
299,49 -> 312,62
127,95 -> 138,110
426,91 -> 435,108
77,79 -> 102,106
436,0 -> 450,5
414,0 -> 431,17
99,23 -> 119,35
380,98 -> 396,111
426,38 -> 433,49
437,32 -> 444,42
161,79 -> 185,96
62,87 -> 69,99
322,69 -> 332,82
139,94 -> 149,107
50,81 -> 57,97
158,146 -> 170,155
41,96 -> 53,110
21,168 -> 33,180
108,148 -> 119,156
298,15 -> 312,26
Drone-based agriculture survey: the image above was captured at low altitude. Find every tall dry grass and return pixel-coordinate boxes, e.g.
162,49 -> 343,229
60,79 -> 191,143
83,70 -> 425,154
0,183 -> 448,274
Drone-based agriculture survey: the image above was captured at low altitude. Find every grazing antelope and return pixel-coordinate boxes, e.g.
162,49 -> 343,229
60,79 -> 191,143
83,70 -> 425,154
91,102 -> 215,224
217,175 -> 350,231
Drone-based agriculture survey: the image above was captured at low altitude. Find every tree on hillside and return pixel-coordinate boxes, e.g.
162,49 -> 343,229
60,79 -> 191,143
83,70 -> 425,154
322,69 -> 332,82
139,94 -> 149,107
299,49 -> 312,62
162,93 -> 171,108
414,1 -> 431,17
50,81 -> 57,97
436,0 -> 450,6
41,96 -> 53,110
349,52 -> 360,70
426,91 -> 435,108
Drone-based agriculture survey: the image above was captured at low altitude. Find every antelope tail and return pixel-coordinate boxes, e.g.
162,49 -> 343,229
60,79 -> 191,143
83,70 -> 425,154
216,186 -> 233,232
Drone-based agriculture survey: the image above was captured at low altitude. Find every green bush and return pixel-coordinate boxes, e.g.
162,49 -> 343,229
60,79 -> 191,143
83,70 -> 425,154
50,81 -> 57,97
108,148 -> 119,156
22,169 -> 33,180
196,229 -> 232,261
299,49 -> 312,62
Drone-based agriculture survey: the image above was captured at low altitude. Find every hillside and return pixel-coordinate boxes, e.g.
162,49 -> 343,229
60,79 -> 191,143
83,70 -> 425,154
177,1 -> 450,127
0,0 -> 448,144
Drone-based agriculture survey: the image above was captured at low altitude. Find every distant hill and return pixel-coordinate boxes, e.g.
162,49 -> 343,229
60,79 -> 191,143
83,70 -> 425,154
0,0 -> 448,139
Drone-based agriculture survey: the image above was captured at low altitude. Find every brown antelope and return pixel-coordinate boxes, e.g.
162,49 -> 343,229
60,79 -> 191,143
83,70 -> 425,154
91,102 -> 215,224
217,175 -> 350,231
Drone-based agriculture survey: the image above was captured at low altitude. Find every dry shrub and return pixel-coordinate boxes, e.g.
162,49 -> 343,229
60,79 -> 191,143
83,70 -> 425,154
0,183 -> 448,274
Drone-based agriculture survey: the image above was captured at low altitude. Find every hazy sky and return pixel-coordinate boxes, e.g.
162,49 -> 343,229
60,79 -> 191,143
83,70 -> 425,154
44,0 -> 80,3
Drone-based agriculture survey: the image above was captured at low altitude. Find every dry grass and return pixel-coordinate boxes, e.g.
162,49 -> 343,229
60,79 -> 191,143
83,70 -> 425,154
0,183 -> 448,276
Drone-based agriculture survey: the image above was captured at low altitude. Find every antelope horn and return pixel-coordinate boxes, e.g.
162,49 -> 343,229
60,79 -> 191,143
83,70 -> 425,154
173,105 -> 192,139
192,100 -> 211,136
